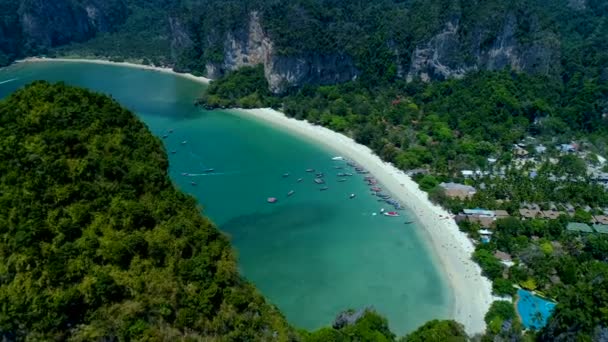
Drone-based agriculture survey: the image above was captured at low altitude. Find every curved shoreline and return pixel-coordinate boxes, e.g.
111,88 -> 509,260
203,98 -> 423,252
16,57 -> 212,85
234,108 -> 495,335
13,58 -> 494,335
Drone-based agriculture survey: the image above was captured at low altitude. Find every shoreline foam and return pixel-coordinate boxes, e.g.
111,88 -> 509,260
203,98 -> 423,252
16,57 -> 212,85
234,108 -> 494,335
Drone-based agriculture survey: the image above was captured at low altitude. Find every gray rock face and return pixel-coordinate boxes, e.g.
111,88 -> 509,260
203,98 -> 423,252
406,20 -> 468,82
406,13 -> 560,82
7,0 -> 127,54
169,16 -> 194,63
332,308 -> 371,329
191,8 -> 557,91
266,53 -> 359,93
221,11 -> 271,70
81,0 -> 128,33
18,0 -> 94,47
202,11 -> 359,93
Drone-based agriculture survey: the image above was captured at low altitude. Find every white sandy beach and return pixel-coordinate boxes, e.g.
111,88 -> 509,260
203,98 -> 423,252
237,108 -> 495,336
17,57 -> 212,85
15,57 -> 493,335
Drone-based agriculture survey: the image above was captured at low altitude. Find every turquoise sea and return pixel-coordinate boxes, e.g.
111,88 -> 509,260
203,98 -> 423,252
0,61 -> 451,334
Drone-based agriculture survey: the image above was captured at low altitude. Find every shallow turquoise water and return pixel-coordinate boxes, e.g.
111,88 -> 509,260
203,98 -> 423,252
0,62 -> 451,334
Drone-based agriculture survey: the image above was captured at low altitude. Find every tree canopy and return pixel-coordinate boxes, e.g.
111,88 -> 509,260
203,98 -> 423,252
0,81 -> 295,340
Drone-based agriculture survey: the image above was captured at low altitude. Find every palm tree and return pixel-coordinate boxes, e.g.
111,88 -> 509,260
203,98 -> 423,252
531,311 -> 544,328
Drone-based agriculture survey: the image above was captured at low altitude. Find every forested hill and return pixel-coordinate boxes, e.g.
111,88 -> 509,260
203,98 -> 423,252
1,0 -> 607,92
0,81 -> 297,340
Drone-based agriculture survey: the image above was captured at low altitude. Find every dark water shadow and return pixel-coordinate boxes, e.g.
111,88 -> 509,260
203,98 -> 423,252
220,201 -> 337,243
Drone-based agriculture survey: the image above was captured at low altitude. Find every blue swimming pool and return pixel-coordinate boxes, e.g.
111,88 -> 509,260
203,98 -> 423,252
517,289 -> 557,330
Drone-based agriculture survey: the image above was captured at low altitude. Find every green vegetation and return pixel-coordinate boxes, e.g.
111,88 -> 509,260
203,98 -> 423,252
55,0 -> 173,66
199,66 -> 276,109
473,248 -> 504,281
484,301 -> 521,338
0,81 -> 295,340
3,0 -> 608,340
400,320 -> 468,342
480,217 -> 608,337
3,0 -> 607,84
301,310 -> 395,342
197,3 -> 608,340
202,66 -> 607,176
0,81 -> 479,341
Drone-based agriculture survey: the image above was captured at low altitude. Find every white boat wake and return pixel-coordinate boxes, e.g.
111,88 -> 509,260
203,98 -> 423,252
0,78 -> 18,85
185,171 -> 240,177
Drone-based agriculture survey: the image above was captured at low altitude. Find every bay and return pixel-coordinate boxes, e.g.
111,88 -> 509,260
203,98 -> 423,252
0,61 -> 451,334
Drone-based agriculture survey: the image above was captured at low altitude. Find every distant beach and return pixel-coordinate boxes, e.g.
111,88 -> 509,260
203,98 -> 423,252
17,57 -> 212,85
14,57 -> 494,335
236,108 -> 495,336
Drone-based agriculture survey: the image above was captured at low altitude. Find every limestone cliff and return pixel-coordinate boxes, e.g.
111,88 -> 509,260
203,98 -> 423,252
0,0 -> 589,90
188,8 -> 558,91
265,53 -> 358,94
169,16 -> 194,65
406,14 -> 560,82
199,12 -> 359,93
0,0 -> 127,65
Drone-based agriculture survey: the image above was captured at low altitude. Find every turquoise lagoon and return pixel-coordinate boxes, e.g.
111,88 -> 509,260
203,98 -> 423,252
0,61 -> 451,334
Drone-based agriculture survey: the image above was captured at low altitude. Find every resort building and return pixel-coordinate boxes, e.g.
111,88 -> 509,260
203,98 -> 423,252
463,208 -> 494,217
513,145 -> 529,157
566,222 -> 593,233
461,170 -> 488,178
439,182 -> 477,200
593,215 -> 608,225
535,145 -> 547,154
541,211 -> 564,220
519,209 -> 542,219
494,250 -> 514,266
456,208 -> 502,228
558,142 -> 578,153
493,210 -> 510,219
455,209 -> 499,228
522,203 -> 541,211
593,224 -> 608,234
405,168 -> 430,176
565,203 -> 575,214
468,215 -> 495,228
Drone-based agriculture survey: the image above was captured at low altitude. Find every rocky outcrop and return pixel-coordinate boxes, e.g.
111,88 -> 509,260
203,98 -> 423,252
82,0 -> 128,33
221,11 -> 271,71
202,11 -> 359,93
265,53 -> 358,93
17,0 -> 127,49
0,0 -> 128,64
169,16 -> 194,64
0,0 -> 129,65
406,13 -> 560,82
406,20 -> 468,82
332,308 -> 372,329
18,0 -> 94,47
479,14 -> 560,76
